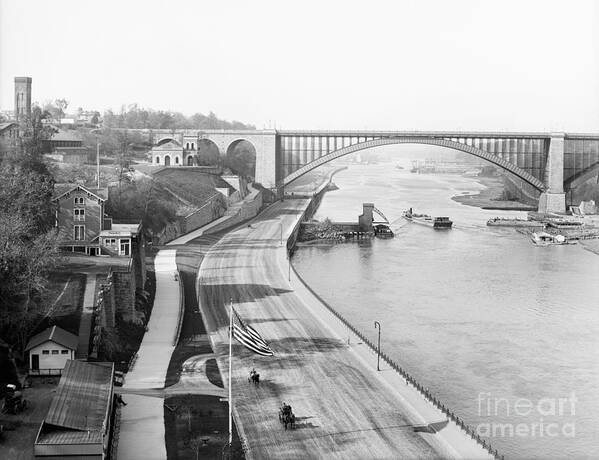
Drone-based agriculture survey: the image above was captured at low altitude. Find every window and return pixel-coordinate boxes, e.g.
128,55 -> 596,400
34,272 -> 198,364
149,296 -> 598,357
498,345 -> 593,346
61,350 -> 69,355
156,156 -> 160,164
175,156 -> 179,164
186,142 -> 190,149
51,350 -> 59,355
105,238 -> 116,245
74,208 -> 85,221
74,225 -> 85,241
42,350 -> 49,355
74,196 -> 85,205
191,142 -> 195,150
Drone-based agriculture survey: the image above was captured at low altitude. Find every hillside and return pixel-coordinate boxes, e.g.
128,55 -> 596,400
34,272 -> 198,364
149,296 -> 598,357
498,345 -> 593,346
152,168 -> 233,208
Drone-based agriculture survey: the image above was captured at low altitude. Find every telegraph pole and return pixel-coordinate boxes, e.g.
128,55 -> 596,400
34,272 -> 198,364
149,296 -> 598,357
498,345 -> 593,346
374,321 -> 381,371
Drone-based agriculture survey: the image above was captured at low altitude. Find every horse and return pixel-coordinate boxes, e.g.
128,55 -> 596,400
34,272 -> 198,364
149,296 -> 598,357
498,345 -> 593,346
280,411 -> 295,430
279,405 -> 295,430
248,371 -> 260,386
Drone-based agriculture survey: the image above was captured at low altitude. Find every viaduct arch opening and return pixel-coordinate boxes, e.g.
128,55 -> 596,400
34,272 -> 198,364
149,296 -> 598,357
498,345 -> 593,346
196,138 -> 220,166
225,139 -> 257,178
282,137 -> 547,192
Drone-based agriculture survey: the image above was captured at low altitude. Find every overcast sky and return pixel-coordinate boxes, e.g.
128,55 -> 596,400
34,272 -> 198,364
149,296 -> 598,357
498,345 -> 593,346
1,0 -> 597,131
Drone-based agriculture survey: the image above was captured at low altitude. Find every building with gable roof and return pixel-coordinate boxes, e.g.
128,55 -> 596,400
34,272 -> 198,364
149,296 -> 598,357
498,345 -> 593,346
25,326 -> 78,376
150,138 -> 184,166
52,184 -> 111,255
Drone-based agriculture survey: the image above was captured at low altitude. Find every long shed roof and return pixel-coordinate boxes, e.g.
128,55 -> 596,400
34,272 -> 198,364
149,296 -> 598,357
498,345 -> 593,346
37,360 -> 114,445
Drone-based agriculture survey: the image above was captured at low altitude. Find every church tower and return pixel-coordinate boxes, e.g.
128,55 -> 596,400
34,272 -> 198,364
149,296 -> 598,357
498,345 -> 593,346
14,76 -> 32,122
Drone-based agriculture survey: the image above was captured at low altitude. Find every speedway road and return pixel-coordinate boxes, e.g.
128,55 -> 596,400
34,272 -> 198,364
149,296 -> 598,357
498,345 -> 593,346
198,199 -> 452,459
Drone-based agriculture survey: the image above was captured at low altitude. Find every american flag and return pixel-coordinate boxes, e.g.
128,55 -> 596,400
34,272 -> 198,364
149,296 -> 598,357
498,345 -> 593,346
232,308 -> 274,356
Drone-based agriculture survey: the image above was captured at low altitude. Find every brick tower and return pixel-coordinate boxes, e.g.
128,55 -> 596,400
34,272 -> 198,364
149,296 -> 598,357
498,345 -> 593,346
14,76 -> 32,122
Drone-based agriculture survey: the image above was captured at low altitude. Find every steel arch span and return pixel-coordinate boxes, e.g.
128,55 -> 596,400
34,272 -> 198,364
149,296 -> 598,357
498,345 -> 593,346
282,137 -> 547,191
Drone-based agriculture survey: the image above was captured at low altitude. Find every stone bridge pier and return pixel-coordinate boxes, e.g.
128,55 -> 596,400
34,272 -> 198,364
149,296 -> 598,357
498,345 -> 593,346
538,133 -> 565,214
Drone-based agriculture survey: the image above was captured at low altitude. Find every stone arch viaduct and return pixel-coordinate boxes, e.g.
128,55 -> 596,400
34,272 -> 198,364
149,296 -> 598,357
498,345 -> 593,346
135,129 -> 599,213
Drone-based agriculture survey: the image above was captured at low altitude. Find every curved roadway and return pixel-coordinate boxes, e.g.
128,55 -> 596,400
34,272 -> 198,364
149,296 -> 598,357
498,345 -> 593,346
197,199 -> 491,459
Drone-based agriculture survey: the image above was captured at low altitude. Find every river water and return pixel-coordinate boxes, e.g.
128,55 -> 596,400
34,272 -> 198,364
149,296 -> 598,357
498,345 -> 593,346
292,161 -> 599,459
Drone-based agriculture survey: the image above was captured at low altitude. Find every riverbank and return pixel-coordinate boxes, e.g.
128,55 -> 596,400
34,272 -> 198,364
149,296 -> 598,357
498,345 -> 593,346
452,176 -> 535,210
292,164 -> 599,458
285,178 -> 497,459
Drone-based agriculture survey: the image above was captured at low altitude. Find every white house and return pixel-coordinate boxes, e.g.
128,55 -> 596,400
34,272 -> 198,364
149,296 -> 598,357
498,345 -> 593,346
25,326 -> 78,376
150,139 -> 184,166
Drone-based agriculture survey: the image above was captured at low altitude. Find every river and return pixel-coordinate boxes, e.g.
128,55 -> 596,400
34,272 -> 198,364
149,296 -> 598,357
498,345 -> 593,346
292,161 -> 599,459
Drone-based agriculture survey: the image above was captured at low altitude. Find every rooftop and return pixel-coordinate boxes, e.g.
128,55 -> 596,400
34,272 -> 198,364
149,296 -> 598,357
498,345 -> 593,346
53,183 -> 108,201
25,325 -> 78,351
50,129 -> 83,143
0,122 -> 17,133
152,139 -> 182,150
100,222 -> 141,237
35,360 -> 114,446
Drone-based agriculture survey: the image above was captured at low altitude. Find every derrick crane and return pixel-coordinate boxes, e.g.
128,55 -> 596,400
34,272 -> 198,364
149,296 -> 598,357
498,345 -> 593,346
372,206 -> 389,223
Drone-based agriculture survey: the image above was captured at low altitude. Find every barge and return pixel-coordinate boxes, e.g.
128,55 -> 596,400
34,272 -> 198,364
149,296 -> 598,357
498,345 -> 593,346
487,217 -> 545,228
403,208 -> 453,229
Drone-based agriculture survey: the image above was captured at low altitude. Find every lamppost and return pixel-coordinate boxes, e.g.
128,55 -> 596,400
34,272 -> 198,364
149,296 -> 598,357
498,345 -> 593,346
279,222 -> 283,246
374,321 -> 381,371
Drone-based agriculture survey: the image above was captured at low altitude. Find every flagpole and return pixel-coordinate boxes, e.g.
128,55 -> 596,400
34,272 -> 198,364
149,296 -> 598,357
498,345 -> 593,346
228,297 -> 233,449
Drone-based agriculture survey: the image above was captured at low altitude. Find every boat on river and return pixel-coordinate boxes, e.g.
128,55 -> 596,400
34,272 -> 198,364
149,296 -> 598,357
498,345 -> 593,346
530,232 -> 576,246
487,217 -> 545,228
373,224 -> 394,238
403,208 -> 453,229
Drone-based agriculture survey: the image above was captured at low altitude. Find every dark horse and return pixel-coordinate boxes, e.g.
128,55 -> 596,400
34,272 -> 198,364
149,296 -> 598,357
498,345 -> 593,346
278,405 -> 295,430
248,370 -> 260,386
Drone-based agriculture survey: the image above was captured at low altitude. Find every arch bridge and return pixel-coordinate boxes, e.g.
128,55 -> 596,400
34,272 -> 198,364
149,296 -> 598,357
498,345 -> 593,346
137,129 -> 599,214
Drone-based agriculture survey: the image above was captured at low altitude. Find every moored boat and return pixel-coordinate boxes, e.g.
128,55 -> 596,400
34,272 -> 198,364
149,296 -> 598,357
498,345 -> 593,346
530,231 -> 576,246
373,224 -> 394,238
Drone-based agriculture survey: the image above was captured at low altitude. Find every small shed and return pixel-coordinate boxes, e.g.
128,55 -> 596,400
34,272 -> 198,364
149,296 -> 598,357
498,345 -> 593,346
34,360 -> 115,459
25,326 -> 78,376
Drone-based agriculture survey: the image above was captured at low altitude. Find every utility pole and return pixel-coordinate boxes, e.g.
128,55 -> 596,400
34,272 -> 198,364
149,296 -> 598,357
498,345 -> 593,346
96,139 -> 101,188
374,321 -> 381,371
91,129 -> 102,188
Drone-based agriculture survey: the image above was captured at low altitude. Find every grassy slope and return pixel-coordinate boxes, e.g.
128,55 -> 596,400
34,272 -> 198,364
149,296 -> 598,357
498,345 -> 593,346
153,169 -> 230,208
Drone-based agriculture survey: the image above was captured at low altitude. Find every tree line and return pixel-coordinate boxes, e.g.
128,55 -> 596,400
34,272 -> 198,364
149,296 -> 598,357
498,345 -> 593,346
102,104 -> 255,130
0,106 -> 61,354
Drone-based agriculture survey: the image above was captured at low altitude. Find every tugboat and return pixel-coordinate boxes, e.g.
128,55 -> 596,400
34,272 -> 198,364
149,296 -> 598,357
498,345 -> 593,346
403,208 -> 453,230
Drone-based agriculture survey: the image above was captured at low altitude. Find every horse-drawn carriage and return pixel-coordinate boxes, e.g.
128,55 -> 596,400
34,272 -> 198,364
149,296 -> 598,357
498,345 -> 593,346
278,403 -> 295,430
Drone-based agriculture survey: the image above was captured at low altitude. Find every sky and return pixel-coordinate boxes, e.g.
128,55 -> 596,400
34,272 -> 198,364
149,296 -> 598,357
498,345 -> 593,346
1,0 -> 598,132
